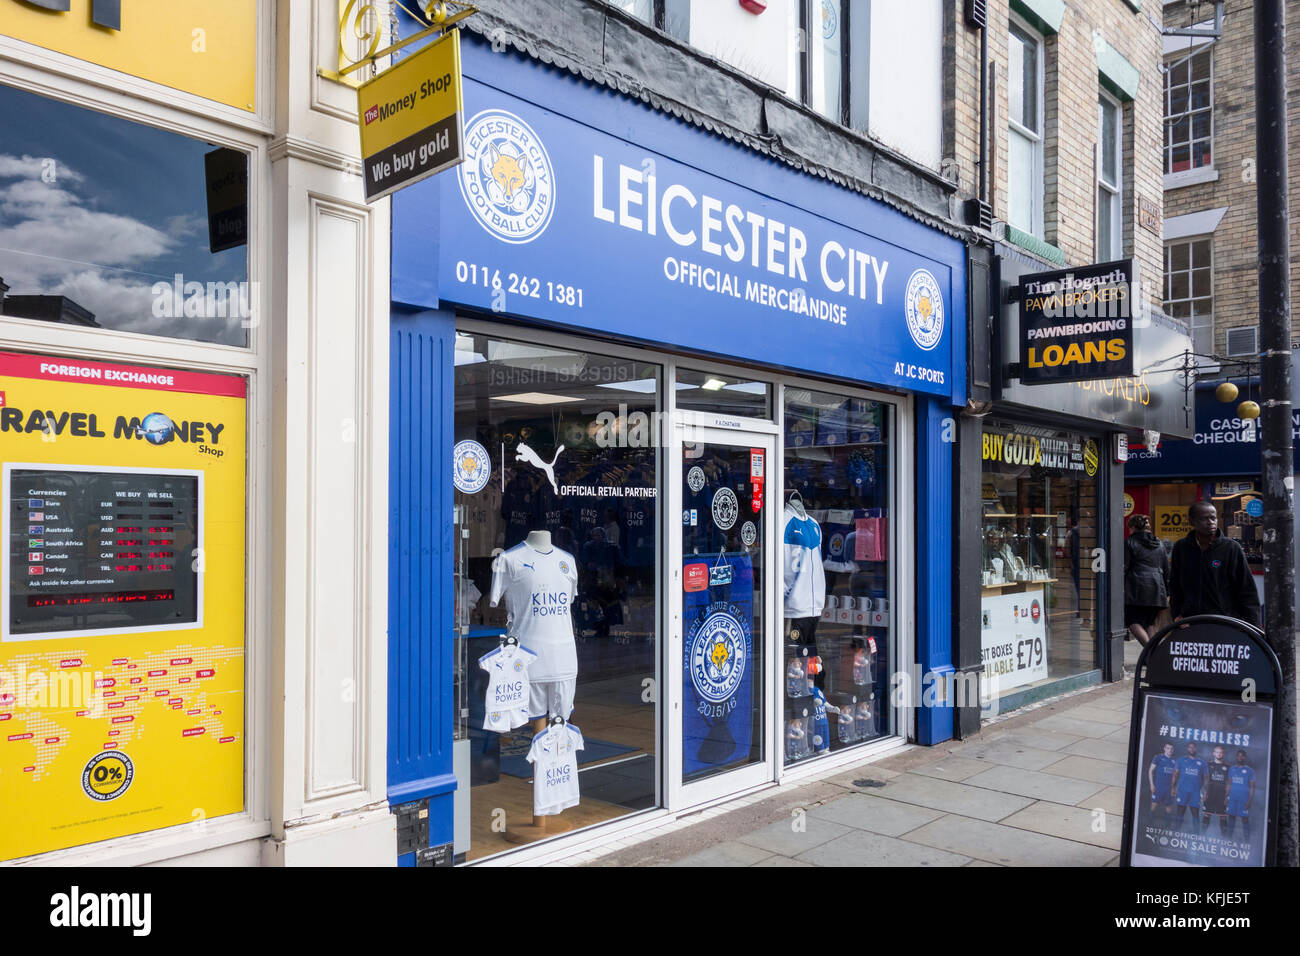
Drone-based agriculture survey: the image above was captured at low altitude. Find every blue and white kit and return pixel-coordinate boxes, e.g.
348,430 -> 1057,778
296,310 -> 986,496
1175,754 -> 1208,808
783,504 -> 826,617
477,642 -> 539,732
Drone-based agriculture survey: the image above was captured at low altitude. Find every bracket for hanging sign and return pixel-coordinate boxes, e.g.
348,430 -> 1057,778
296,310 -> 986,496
318,0 -> 478,86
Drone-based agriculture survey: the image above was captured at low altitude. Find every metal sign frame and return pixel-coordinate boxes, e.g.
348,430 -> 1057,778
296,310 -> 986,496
1120,614 -> 1283,867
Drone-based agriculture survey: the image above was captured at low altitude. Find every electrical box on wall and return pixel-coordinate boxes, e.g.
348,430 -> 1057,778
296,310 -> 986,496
393,797 -> 430,856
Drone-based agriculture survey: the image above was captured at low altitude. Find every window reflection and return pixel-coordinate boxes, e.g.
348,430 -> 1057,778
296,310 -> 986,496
0,84 -> 249,346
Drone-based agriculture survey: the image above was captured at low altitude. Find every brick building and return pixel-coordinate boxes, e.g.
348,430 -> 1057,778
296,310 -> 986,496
1159,0 -> 1300,362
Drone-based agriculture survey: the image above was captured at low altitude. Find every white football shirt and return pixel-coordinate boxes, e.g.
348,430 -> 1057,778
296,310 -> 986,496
490,543 -> 580,682
478,642 -> 538,732
526,722 -> 585,816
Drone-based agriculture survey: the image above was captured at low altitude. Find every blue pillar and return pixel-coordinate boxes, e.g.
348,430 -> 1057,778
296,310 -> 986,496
915,395 -> 955,745
389,307 -> 457,863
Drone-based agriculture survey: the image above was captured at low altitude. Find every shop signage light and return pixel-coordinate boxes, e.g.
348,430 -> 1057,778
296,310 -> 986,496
1011,258 -> 1137,385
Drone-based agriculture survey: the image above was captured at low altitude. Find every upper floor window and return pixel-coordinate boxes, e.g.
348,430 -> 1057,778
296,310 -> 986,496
1164,48 -> 1212,174
1008,18 -> 1045,238
1164,237 -> 1213,355
613,0 -> 689,42
1097,92 -> 1123,260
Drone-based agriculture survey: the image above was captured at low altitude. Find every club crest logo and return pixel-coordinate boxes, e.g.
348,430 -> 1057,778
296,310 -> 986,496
904,268 -> 944,351
712,487 -> 739,530
741,521 -> 757,547
687,466 -> 706,494
458,109 -> 555,244
821,0 -> 838,39
559,559 -> 570,575
688,607 -> 749,706
1031,599 -> 1041,622
452,439 -> 492,493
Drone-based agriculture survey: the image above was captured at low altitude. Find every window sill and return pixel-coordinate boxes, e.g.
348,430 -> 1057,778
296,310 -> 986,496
1164,167 -> 1219,190
1001,224 -> 1066,265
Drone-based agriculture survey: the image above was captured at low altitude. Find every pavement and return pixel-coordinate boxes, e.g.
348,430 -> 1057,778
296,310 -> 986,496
576,641 -> 1146,867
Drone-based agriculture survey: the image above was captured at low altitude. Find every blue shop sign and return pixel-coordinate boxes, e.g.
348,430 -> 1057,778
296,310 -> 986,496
393,40 -> 965,402
1126,378 -> 1300,478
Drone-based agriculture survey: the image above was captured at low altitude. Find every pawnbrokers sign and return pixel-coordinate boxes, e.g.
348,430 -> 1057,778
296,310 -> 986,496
1016,259 -> 1136,384
357,29 -> 464,203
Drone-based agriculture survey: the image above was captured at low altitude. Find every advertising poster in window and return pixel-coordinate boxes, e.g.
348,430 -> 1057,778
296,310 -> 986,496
0,352 -> 245,860
1130,692 -> 1270,868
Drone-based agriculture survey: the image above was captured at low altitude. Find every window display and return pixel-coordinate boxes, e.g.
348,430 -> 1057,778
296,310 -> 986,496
782,388 -> 892,764
453,331 -> 659,859
979,421 -> 1100,699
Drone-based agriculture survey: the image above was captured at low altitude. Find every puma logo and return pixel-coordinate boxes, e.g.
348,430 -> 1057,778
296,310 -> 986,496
516,442 -> 564,494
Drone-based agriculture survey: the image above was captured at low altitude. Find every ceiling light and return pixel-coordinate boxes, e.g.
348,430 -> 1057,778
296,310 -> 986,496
701,378 -> 726,391
490,392 -> 582,405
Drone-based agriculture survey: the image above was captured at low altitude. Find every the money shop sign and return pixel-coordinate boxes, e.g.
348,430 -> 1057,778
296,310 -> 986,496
357,29 -> 464,203
1016,259 -> 1137,384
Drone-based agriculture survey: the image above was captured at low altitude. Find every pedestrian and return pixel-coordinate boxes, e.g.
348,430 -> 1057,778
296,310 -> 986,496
1123,514 -> 1169,645
1169,501 -> 1261,626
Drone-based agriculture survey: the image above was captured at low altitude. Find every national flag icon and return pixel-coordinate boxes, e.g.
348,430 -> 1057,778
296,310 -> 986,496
29,512 -> 43,521
28,552 -> 43,563
28,526 -> 42,535
27,499 -> 41,509
27,538 -> 42,549
28,566 -> 43,576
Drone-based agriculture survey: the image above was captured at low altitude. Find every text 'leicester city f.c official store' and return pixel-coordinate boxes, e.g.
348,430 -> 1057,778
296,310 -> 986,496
387,33 -> 966,865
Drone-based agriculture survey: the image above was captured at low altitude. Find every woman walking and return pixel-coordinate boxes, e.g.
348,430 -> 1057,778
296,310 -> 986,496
1124,514 -> 1170,646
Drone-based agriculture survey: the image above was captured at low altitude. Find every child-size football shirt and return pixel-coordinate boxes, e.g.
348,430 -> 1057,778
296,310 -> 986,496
526,722 -> 585,816
490,543 -> 579,682
478,642 -> 538,732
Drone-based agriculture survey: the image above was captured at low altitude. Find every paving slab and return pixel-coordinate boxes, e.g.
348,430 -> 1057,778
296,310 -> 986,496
911,756 -> 991,782
666,841 -> 773,867
1078,785 -> 1128,815
999,801 -> 1124,850
736,816 -> 854,857
821,765 -> 902,790
962,740 -> 1068,771
806,792 -> 946,837
1042,754 -> 1129,787
1062,737 -> 1131,764
1029,714 -> 1127,738
795,827 -> 973,867
869,773 -> 1036,822
1103,725 -> 1135,742
962,764 -> 1107,805
751,854 -> 816,867
902,814 -> 1118,867
981,728 -> 1084,752
1065,706 -> 1130,726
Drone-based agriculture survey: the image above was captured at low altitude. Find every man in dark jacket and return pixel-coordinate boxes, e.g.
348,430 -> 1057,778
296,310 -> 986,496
1169,501 -> 1261,627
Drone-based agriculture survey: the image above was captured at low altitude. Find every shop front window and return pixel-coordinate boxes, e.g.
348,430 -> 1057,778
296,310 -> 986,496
980,422 -> 1101,701
453,331 -> 659,860
0,84 -> 251,347
782,387 -> 892,764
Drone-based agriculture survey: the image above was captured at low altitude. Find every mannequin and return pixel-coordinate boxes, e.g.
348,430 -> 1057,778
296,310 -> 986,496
491,528 -> 580,843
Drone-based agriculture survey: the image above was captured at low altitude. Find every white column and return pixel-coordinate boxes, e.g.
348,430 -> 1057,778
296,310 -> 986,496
262,0 -> 393,866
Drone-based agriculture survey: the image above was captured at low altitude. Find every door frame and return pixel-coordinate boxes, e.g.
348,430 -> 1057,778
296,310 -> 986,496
665,410 -> 780,811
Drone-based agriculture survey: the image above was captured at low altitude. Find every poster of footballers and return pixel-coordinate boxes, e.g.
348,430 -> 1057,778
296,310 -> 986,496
1130,692 -> 1270,867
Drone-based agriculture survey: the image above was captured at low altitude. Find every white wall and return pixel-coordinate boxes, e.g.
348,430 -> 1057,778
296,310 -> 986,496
688,0 -> 795,92
868,0 -> 943,170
